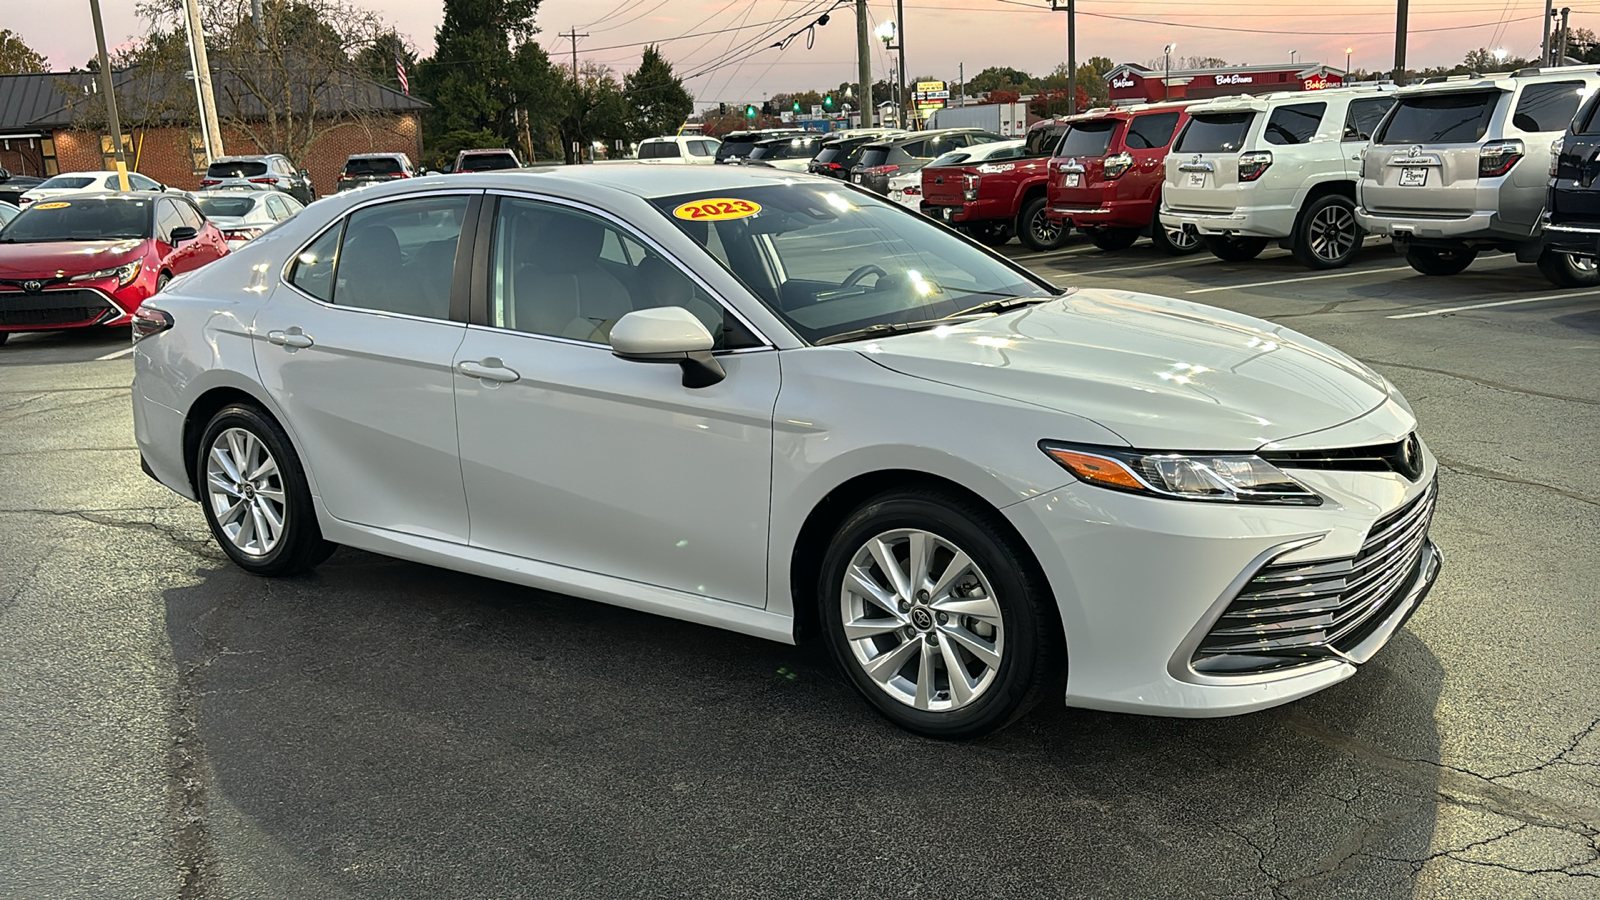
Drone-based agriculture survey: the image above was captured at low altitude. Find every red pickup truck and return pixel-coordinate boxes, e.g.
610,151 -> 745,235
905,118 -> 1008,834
920,119 -> 1070,250
1045,102 -> 1201,254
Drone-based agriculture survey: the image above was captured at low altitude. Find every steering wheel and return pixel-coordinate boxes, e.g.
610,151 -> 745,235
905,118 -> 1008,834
841,264 -> 889,289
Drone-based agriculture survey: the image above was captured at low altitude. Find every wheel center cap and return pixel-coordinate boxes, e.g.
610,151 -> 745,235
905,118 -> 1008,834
241,483 -> 256,499
910,606 -> 934,631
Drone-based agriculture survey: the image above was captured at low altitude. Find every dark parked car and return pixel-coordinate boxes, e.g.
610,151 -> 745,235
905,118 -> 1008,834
1542,88 -> 1600,286
850,129 -> 1006,195
199,155 -> 315,204
452,149 -> 522,173
713,129 -> 807,165
0,168 -> 46,207
808,132 -> 903,179
743,134 -> 827,171
336,153 -> 416,192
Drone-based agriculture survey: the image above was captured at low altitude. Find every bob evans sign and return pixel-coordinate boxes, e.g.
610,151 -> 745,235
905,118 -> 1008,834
1212,73 -> 1255,85
1111,74 -> 1137,89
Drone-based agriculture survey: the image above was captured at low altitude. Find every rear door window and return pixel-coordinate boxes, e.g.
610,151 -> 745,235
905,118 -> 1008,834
1055,120 -> 1119,157
1512,81 -> 1586,133
1343,97 -> 1396,141
1174,112 -> 1255,153
1377,91 -> 1501,143
1263,103 -> 1327,145
639,141 -> 682,159
1125,112 -> 1181,150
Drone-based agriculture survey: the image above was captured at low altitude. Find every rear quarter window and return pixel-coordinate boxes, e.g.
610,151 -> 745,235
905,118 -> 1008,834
1343,97 -> 1396,141
1512,81 -> 1587,133
639,142 -> 682,159
1174,112 -> 1255,153
1125,112 -> 1180,150
1263,103 -> 1327,145
1377,91 -> 1501,143
1055,121 -> 1119,157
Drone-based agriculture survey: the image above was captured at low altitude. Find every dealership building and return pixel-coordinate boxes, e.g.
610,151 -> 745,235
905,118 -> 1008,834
1104,63 -> 1350,106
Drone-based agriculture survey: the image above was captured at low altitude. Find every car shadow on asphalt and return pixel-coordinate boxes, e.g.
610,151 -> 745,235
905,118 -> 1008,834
162,548 -> 1445,899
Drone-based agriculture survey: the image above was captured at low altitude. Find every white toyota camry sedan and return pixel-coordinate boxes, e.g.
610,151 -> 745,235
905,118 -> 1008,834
130,166 -> 1440,738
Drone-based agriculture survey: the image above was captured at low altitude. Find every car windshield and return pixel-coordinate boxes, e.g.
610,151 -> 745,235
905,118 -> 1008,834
650,184 -> 1056,344
459,154 -> 518,171
1376,91 -> 1502,144
1055,121 -> 1118,157
343,157 -> 405,176
0,196 -> 150,242
37,175 -> 98,190
195,196 -> 257,218
208,160 -> 268,178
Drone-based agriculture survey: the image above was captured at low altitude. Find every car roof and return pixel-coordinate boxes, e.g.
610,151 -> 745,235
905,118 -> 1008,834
27,190 -> 166,201
384,165 -> 837,203
863,128 -> 990,148
1063,100 -> 1193,122
458,148 -> 515,155
194,189 -> 269,198
212,154 -> 282,162
1395,65 -> 1600,96
346,152 -> 407,159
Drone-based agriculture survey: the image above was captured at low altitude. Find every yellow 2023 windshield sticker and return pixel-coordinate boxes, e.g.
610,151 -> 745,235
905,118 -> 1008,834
673,198 -> 761,221
32,201 -> 71,210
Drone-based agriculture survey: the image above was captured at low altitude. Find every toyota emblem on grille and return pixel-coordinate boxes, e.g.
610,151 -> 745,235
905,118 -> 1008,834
1396,433 -> 1424,480
22,280 -> 43,294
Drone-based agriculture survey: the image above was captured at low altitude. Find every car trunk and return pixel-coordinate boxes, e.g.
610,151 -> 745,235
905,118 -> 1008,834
1362,90 -> 1505,217
1163,110 -> 1257,214
1052,120 -> 1121,208
921,164 -> 972,207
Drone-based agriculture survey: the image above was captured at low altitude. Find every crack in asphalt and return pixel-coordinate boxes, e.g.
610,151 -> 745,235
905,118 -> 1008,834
1491,717 -> 1600,783
1,507 -> 222,560
1434,455 -> 1600,509
0,390 -> 127,418
1361,360 -> 1600,407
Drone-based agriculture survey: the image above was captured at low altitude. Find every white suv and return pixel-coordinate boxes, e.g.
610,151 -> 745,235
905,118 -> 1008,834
1161,85 -> 1396,269
635,135 -> 722,165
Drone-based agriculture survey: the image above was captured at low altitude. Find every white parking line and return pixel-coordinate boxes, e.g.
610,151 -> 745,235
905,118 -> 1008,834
95,345 -> 136,361
1184,265 -> 1412,295
1386,287 -> 1600,318
1007,244 -> 1099,263
1058,258 -> 1214,276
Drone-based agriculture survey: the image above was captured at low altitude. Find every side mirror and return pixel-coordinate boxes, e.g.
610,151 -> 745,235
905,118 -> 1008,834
299,168 -> 310,177
610,307 -> 725,388
169,226 -> 198,244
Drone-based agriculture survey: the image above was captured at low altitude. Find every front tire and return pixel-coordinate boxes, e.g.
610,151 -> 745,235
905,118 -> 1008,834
1017,195 -> 1067,251
1204,235 -> 1269,262
1536,248 -> 1600,287
818,488 -> 1064,739
1405,246 -> 1477,276
1088,227 -> 1140,252
198,404 -> 336,576
1291,194 -> 1361,270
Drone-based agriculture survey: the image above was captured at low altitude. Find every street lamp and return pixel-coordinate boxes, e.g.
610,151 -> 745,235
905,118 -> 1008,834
874,20 -> 897,46
875,20 -> 903,127
1346,46 -> 1353,74
1290,49 -> 1299,65
1163,43 -> 1176,101
1493,47 -> 1509,68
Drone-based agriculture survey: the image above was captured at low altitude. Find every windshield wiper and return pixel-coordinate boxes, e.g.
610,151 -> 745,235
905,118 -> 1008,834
949,295 -> 1053,317
814,318 -> 962,346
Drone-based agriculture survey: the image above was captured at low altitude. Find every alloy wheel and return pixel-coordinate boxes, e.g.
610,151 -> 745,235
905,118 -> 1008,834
1029,208 -> 1063,246
1165,224 -> 1200,251
1309,204 -> 1357,262
840,528 -> 1005,712
205,427 -> 287,557
1575,256 -> 1599,273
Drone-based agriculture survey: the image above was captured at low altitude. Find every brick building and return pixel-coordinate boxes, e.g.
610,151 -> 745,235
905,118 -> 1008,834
1,66 -> 427,195
1105,63 -> 1348,106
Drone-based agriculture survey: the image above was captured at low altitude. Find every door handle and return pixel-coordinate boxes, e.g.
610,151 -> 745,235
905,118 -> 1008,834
267,328 -> 314,349
458,358 -> 520,383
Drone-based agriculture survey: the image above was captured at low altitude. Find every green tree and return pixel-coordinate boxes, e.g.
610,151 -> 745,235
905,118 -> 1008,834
558,61 -> 628,164
0,29 -> 47,74
967,66 -> 1033,94
508,39 -> 564,160
623,45 -> 692,139
420,0 -> 539,145
356,30 -> 419,95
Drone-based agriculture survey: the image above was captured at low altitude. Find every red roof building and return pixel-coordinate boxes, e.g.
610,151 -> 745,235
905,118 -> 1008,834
1105,63 -> 1347,106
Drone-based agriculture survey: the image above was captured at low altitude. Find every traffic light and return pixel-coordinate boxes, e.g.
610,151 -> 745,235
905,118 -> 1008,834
761,100 -> 773,116
823,94 -> 834,110
745,104 -> 757,119
719,102 -> 727,115
793,99 -> 801,113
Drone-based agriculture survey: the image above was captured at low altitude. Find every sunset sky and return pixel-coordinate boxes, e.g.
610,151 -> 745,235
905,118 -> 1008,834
15,0 -> 1598,105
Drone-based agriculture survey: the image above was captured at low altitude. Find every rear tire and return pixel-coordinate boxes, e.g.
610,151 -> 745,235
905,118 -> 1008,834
1291,194 -> 1361,270
1536,248 -> 1600,287
818,488 -> 1065,739
1089,227 -> 1140,252
197,403 -> 337,577
1017,195 -> 1067,251
1405,246 -> 1477,276
1204,235 -> 1269,262
1150,213 -> 1203,255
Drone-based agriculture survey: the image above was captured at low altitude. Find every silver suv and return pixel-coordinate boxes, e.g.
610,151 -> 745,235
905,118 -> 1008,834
1161,85 -> 1396,269
1356,66 -> 1600,278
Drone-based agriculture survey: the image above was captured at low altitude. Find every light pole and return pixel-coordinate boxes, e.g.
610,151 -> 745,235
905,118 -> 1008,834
1290,49 -> 1299,65
876,20 -> 902,127
1493,47 -> 1508,69
1345,47 -> 1353,74
1163,43 -> 1175,101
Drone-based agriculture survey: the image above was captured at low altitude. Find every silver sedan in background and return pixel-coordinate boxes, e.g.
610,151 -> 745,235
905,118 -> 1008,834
193,190 -> 304,250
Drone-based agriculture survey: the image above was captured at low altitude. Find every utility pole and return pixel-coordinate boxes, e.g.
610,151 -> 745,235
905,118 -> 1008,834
181,4 -> 214,166
958,61 -> 963,108
88,0 -> 129,191
251,0 -> 265,49
183,0 -> 224,160
856,0 -> 872,126
895,0 -> 906,129
1067,0 -> 1077,115
1393,0 -> 1409,85
1543,0 -> 1555,64
562,27 -> 588,82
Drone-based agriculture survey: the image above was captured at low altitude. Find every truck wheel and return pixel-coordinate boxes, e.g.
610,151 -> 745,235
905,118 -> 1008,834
1150,214 -> 1202,255
1203,235 -> 1269,262
1405,246 -> 1477,276
1291,194 -> 1361,270
1017,196 -> 1067,251
1536,249 -> 1600,287
1089,227 -> 1140,252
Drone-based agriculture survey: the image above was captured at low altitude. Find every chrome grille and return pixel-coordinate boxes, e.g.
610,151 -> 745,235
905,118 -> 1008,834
1192,480 -> 1437,674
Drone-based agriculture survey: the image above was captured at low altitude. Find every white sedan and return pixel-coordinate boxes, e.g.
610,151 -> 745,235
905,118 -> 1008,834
19,170 -> 171,205
130,167 -> 1440,738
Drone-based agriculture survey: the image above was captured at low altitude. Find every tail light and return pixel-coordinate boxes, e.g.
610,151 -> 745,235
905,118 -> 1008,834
963,173 -> 981,201
19,196 -> 30,204
1239,151 -> 1274,182
863,165 -> 899,176
826,162 -> 843,170
391,172 -> 410,178
131,305 -> 173,341
223,227 -> 264,242
1549,137 -> 1565,177
199,179 -> 220,186
1479,139 -> 1524,177
1102,152 -> 1135,180
248,177 -> 276,184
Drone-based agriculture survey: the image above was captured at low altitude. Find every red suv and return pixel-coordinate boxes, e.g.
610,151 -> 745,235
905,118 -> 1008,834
0,192 -> 227,345
1046,102 -> 1200,254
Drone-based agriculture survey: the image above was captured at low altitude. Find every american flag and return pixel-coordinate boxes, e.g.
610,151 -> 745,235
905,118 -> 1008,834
395,57 -> 409,95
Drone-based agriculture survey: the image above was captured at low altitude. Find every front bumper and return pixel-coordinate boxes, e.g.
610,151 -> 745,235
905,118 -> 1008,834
0,286 -> 132,332
1004,457 -> 1439,717
1355,207 -> 1535,245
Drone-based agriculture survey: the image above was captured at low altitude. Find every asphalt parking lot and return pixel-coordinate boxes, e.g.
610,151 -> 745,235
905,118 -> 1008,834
2,235 -> 1598,899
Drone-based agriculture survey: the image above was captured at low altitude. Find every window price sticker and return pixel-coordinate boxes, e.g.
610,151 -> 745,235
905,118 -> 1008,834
673,198 -> 762,221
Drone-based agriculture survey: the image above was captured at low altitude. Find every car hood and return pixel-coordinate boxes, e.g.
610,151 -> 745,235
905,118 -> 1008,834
857,289 -> 1392,451
0,239 -> 148,278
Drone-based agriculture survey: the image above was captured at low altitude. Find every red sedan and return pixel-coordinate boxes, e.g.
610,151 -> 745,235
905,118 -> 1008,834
0,192 -> 228,345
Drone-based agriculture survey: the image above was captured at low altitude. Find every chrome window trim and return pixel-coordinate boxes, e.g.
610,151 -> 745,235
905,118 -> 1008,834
462,320 -> 774,355
482,188 -> 778,351
276,189 -> 483,323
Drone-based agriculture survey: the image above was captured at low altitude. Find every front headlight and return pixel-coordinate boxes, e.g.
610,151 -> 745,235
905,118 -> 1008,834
1040,441 -> 1322,505
69,259 -> 142,287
